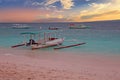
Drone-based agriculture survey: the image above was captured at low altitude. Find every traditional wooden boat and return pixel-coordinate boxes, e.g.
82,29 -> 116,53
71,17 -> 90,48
31,38 -> 64,50
11,31 -> 64,50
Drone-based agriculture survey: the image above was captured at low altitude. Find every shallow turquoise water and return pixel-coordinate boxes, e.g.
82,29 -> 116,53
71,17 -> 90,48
0,21 -> 120,54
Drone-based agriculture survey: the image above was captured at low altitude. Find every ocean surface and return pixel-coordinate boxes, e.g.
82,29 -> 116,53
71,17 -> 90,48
0,20 -> 120,54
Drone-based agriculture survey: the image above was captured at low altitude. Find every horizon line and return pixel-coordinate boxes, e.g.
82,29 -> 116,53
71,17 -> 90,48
0,19 -> 120,24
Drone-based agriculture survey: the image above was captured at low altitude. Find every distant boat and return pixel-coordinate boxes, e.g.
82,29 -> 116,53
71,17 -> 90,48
12,24 -> 30,29
48,27 -> 60,30
69,24 -> 89,29
39,26 -> 42,29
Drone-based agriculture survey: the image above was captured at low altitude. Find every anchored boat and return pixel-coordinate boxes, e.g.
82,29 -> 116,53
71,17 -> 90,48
48,27 -> 60,30
11,31 -> 64,50
12,24 -> 30,29
69,24 -> 89,29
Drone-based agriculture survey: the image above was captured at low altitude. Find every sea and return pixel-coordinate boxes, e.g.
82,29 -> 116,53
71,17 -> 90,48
0,20 -> 120,55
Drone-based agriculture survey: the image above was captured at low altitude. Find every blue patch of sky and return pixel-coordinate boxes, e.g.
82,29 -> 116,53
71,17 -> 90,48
74,0 -> 90,6
24,0 -> 62,10
71,0 -> 91,10
0,0 -> 25,8
67,0 -> 111,14
73,0 -> 110,9
0,0 -> 45,8
52,1 -> 62,9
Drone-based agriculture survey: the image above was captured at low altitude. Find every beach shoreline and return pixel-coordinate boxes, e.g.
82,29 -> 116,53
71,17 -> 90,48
0,47 -> 120,80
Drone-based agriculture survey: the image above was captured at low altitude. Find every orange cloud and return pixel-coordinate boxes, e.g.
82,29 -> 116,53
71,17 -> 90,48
0,8 -> 50,23
69,0 -> 120,22
81,10 -> 120,19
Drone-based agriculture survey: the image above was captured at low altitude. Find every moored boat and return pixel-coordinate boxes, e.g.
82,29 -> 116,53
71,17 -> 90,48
48,27 -> 60,30
31,38 -> 64,49
11,31 -> 64,50
69,24 -> 89,29
12,24 -> 30,29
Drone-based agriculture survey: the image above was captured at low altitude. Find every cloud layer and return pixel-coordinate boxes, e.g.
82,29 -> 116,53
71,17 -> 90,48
71,0 -> 120,22
0,0 -> 120,22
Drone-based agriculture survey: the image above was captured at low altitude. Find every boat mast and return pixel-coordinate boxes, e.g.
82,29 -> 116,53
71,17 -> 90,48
23,34 -> 27,44
44,32 -> 46,44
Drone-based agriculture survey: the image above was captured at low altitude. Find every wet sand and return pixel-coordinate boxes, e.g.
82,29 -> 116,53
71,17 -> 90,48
0,47 -> 120,80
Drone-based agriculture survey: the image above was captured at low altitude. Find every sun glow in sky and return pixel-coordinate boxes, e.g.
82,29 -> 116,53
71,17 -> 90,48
0,0 -> 120,23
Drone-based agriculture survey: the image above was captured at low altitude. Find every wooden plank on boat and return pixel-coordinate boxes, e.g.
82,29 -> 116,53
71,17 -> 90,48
54,42 -> 86,50
11,43 -> 25,48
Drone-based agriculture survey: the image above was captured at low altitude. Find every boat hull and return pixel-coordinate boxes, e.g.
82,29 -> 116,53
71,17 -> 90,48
31,38 -> 64,49
12,27 -> 29,29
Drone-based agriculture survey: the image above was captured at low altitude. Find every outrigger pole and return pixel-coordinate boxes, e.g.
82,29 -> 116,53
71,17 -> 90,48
54,42 -> 86,50
11,43 -> 25,48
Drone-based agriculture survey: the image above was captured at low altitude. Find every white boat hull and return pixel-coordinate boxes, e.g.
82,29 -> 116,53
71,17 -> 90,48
31,38 -> 64,49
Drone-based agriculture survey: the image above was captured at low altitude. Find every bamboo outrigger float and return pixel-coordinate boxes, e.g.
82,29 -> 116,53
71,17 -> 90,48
54,42 -> 86,50
11,43 -> 26,48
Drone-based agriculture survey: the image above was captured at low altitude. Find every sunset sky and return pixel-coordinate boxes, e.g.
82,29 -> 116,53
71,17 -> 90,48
0,0 -> 120,23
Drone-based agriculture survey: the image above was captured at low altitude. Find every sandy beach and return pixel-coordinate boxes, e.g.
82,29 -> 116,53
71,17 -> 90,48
0,47 -> 120,80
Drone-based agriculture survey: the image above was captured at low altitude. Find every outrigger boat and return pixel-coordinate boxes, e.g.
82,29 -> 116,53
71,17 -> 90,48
48,27 -> 60,30
12,24 -> 30,29
69,24 -> 89,29
11,31 -> 64,50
